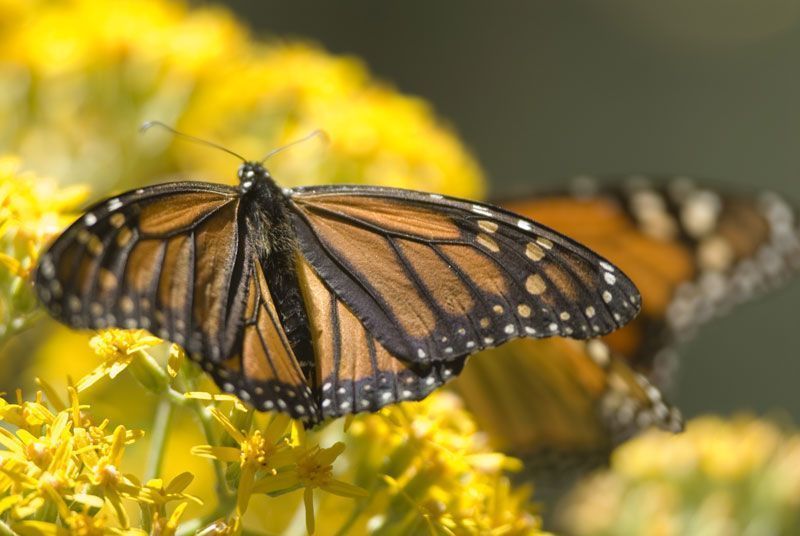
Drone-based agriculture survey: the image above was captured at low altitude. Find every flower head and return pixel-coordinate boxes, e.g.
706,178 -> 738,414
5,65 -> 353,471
78,329 -> 163,392
560,415 -> 800,535
0,386 -> 153,530
0,157 -> 86,345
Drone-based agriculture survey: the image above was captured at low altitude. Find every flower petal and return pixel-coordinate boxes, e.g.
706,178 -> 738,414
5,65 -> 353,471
190,445 -> 241,463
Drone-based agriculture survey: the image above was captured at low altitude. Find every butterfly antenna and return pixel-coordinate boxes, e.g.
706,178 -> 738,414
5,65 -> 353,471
140,121 -> 247,162
260,129 -> 329,163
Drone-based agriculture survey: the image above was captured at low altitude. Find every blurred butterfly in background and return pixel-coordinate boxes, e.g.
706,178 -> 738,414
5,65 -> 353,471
453,175 -> 800,478
32,125 -> 642,426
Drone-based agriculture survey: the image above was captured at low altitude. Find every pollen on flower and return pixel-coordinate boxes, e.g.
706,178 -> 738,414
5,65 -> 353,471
89,329 -> 162,362
295,444 -> 340,488
240,430 -> 276,469
0,386 -> 152,531
95,462 -> 121,487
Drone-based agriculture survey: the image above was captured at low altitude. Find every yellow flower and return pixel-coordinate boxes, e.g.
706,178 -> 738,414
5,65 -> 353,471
191,409 -> 295,515
309,391 -> 543,535
0,157 -> 86,346
0,2 -> 483,197
150,501 -> 189,536
79,329 -> 163,392
560,415 -> 800,535
137,472 -> 201,512
73,425 -> 142,527
13,510 -> 144,536
0,385 -> 152,531
254,442 -> 367,535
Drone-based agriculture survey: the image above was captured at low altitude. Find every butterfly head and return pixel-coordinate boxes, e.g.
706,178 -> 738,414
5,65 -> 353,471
238,162 -> 271,194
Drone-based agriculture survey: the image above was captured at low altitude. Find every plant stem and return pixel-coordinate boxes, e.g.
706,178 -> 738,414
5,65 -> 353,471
0,519 -> 19,536
334,495 -> 372,536
145,395 -> 174,481
193,398 -> 232,499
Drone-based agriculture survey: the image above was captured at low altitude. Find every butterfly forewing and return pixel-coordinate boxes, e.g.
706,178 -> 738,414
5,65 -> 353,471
35,182 -> 248,361
288,185 -> 641,366
501,176 -> 800,369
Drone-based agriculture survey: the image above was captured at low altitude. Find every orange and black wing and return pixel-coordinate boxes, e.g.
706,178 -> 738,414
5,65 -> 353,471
502,176 -> 800,373
34,182 -> 251,360
195,259 -> 317,421
288,185 -> 642,367
296,256 -> 465,420
34,182 -> 317,420
452,176 -> 799,463
453,338 -> 681,457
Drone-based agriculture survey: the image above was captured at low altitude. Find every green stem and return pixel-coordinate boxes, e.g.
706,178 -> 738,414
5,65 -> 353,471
144,396 -> 174,481
334,489 -> 377,536
178,368 -> 237,532
0,519 -> 19,536
175,500 -> 235,536
193,399 -> 232,499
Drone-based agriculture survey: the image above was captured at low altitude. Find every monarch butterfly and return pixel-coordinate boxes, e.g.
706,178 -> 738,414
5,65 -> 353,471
33,130 -> 642,426
454,175 -> 800,464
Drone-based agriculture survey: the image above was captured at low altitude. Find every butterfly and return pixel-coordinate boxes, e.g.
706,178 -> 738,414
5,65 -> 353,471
33,150 -> 642,426
453,175 -> 800,462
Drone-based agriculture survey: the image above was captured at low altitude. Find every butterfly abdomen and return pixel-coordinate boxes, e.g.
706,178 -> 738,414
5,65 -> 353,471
245,181 -> 317,382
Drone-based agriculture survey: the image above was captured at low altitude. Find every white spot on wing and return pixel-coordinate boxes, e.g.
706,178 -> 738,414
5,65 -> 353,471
472,204 -> 492,217
517,219 -> 533,231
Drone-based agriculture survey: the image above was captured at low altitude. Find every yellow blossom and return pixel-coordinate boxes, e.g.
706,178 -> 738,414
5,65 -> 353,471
0,157 -> 86,346
302,391 -> 543,535
150,501 -> 189,536
0,386 -> 155,532
253,442 -> 367,534
560,415 -> 800,535
79,330 -> 163,392
191,409 -> 295,515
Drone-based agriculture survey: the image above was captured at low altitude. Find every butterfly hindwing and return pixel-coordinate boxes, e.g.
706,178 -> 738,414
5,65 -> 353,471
296,256 -> 466,420
454,337 -> 680,456
288,185 -> 641,366
197,260 -> 318,420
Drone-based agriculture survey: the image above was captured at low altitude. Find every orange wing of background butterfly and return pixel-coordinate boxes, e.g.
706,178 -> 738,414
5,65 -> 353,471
453,176 -> 800,473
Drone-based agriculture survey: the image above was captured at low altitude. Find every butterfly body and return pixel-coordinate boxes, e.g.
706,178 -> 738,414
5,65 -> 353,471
235,162 -> 317,378
35,162 -> 642,426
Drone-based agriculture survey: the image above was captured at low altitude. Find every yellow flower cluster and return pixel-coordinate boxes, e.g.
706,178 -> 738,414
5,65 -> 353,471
191,409 -> 366,535
560,415 -> 800,535
69,330 -> 544,535
0,0 -> 483,199
0,158 -> 86,346
328,392 -> 544,535
0,382 -> 195,534
0,0 -> 542,533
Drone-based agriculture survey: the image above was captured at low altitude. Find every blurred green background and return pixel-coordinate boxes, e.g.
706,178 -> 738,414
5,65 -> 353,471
215,0 -> 800,420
